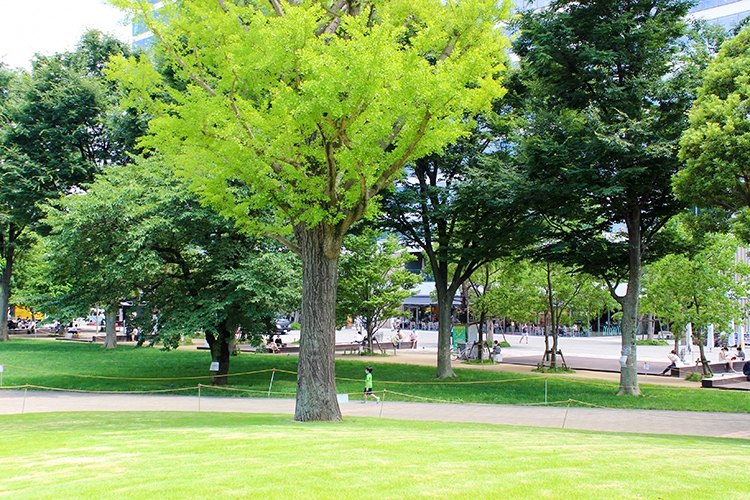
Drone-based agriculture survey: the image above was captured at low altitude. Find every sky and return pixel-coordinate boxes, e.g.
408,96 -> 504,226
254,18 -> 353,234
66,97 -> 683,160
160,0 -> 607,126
0,0 -> 131,70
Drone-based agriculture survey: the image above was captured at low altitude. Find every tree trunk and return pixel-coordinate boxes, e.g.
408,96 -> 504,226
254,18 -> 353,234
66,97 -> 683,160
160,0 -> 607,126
206,322 -> 232,386
294,223 -> 342,422
0,232 -> 15,342
616,209 -> 642,396
546,264 -> 558,368
103,303 -> 118,349
646,313 -> 655,341
435,284 -> 457,378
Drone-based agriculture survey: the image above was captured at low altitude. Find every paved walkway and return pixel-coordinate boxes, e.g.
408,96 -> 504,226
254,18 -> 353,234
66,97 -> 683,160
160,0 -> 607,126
2,389 -> 750,439
5,330 -> 750,439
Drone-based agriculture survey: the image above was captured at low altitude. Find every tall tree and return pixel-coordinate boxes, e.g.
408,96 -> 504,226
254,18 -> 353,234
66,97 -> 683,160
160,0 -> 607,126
513,0 -> 695,394
0,32 -> 138,342
109,0 -> 511,420
674,26 -> 750,239
379,127 -> 530,378
337,228 -> 421,353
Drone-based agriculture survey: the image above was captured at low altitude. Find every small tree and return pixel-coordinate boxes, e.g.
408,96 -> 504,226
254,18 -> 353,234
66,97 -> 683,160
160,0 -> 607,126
337,228 -> 421,354
641,225 -> 748,376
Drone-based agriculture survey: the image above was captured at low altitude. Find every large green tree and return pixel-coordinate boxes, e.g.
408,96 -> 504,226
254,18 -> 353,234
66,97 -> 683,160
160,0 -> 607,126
512,0 -> 695,394
0,32 -> 139,342
674,27 -> 750,238
110,0 -> 510,420
40,158 -> 301,380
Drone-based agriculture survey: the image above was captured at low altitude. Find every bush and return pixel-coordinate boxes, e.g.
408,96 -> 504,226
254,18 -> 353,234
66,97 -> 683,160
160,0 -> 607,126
637,339 -> 669,346
533,365 -> 576,374
685,371 -> 703,382
499,341 -> 511,348
290,322 -> 301,330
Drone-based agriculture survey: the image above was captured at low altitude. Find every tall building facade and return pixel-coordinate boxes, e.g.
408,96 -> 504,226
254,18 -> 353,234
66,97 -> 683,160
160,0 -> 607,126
132,0 -> 162,50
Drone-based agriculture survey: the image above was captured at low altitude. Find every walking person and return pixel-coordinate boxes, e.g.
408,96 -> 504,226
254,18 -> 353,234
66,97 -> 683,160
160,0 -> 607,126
519,325 -> 529,344
362,366 -> 380,404
661,350 -> 679,376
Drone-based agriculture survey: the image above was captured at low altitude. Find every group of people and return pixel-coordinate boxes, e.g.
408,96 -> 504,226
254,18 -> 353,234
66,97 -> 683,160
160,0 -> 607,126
719,346 -> 750,380
265,334 -> 286,354
391,328 -> 418,349
7,317 -> 37,333
662,346 -> 749,378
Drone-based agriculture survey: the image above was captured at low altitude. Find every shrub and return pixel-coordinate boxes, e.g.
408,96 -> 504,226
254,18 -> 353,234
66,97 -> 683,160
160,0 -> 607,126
637,339 -> 669,346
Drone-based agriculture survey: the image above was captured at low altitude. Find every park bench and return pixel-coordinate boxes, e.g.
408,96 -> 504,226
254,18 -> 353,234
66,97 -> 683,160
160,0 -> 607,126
670,360 -> 746,378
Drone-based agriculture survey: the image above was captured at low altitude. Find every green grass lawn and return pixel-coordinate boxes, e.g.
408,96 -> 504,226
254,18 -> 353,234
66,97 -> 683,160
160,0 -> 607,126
0,411 -> 748,499
2,339 -> 750,413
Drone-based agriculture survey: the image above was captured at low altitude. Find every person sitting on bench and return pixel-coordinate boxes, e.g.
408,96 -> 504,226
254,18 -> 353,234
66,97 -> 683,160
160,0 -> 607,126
743,360 -> 750,381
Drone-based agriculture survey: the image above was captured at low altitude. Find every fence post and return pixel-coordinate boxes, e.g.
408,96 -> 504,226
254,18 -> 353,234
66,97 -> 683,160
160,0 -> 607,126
22,384 -> 28,414
268,368 -> 276,397
562,399 -> 572,429
198,384 -> 201,412
379,389 -> 386,418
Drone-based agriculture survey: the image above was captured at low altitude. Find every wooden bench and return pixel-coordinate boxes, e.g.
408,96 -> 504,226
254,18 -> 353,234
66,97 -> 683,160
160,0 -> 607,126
671,360 -> 746,377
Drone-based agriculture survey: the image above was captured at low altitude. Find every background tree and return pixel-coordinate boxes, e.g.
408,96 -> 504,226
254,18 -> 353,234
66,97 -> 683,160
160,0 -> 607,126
512,0 -> 695,394
337,228 -> 421,353
379,121 -> 531,378
675,26 -> 750,240
641,222 -> 748,376
475,258 -> 541,334
110,0 -> 511,420
41,158 -> 301,383
0,32 -> 139,342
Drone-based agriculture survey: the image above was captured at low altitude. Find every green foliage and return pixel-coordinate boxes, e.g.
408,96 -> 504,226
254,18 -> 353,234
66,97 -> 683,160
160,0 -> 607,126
38,158 -> 301,348
108,0 -> 511,238
337,228 -> 420,336
512,0 -> 696,284
290,322 -> 301,331
1,31 -> 141,340
685,371 -> 703,382
637,340 -> 669,346
675,26 -> 750,240
641,224 -> 748,341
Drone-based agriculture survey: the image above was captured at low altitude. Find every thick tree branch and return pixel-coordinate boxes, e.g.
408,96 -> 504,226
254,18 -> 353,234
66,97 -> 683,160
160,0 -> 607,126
268,0 -> 285,17
371,109 -> 432,196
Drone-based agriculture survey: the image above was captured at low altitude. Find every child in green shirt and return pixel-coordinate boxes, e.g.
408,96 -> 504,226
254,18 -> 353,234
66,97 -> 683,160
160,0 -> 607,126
363,366 -> 380,404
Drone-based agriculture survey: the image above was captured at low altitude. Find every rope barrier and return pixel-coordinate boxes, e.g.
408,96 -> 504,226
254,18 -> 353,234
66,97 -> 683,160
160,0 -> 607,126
6,384 -> 200,395
333,375 -> 542,385
0,364 -> 277,381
